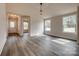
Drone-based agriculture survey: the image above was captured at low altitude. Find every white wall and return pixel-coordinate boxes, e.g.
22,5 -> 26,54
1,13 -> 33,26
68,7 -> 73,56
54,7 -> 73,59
45,12 -> 77,40
0,4 -> 7,54
19,16 -> 24,36
30,17 -> 44,36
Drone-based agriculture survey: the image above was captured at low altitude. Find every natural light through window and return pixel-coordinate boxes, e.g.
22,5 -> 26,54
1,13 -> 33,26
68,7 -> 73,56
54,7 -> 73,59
63,14 -> 77,33
10,21 -> 15,28
23,22 -> 28,30
45,20 -> 51,31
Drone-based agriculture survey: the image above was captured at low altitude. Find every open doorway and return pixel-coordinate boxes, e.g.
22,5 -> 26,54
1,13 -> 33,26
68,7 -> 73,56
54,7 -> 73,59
8,13 -> 30,36
8,14 -> 19,36
22,16 -> 30,33
21,16 -> 30,37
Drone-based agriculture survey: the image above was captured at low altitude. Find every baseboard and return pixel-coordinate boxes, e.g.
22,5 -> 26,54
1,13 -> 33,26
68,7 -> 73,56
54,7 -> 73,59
45,34 -> 76,41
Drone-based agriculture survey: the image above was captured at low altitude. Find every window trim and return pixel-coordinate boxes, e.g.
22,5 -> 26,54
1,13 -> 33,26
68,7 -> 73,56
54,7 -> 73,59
44,19 -> 51,33
62,14 -> 77,34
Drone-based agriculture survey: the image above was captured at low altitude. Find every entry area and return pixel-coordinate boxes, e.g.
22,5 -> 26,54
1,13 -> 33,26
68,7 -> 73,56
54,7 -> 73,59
8,14 -> 19,36
8,13 -> 30,36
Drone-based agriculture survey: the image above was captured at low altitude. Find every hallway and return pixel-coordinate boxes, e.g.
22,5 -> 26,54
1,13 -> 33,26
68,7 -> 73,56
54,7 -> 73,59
1,34 -> 79,56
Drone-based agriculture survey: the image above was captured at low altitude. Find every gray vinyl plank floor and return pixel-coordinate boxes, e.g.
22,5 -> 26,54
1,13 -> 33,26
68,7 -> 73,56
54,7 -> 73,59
1,34 -> 79,56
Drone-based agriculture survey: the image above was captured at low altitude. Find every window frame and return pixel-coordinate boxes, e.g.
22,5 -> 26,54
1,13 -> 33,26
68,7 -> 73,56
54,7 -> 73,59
62,14 -> 77,34
44,19 -> 51,33
23,21 -> 28,30
10,21 -> 15,28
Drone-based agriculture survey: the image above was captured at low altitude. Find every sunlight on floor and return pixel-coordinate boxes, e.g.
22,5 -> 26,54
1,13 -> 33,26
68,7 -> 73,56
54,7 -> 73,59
51,40 -> 67,45
57,39 -> 71,43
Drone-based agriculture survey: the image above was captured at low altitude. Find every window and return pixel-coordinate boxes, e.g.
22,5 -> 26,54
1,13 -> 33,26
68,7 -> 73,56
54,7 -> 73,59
23,22 -> 28,30
63,14 -> 77,33
10,21 -> 15,28
44,19 -> 51,31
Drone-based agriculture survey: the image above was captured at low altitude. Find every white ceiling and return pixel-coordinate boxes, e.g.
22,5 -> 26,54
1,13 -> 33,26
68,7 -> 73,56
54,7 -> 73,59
6,3 -> 79,18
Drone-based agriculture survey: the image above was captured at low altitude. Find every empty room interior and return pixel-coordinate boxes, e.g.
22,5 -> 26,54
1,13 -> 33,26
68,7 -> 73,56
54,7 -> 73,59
1,3 -> 79,56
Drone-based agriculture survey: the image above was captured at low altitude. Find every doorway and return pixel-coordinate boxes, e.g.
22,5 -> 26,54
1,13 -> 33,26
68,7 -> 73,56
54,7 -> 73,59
8,14 -> 19,36
22,16 -> 30,34
8,13 -> 30,36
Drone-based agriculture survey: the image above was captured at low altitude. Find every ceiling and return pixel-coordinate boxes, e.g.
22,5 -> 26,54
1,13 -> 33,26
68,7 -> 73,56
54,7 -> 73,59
6,3 -> 79,19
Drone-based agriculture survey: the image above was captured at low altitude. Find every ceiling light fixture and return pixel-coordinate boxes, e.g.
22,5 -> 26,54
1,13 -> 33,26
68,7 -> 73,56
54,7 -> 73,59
40,3 -> 43,15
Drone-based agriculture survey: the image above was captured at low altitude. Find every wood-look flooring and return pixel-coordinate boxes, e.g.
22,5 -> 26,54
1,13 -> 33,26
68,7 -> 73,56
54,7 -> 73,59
1,34 -> 79,56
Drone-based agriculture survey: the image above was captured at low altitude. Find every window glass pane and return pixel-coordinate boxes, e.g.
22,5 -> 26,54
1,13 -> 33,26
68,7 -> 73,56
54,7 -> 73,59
10,21 -> 15,28
63,14 -> 76,33
23,22 -> 28,30
45,20 -> 51,31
